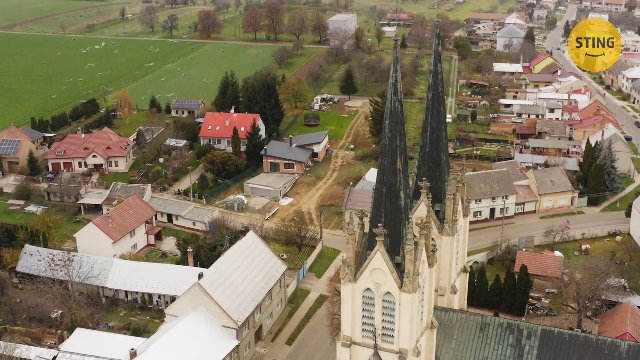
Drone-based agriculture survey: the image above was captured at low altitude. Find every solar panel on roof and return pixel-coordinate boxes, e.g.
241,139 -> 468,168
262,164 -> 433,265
0,139 -> 20,155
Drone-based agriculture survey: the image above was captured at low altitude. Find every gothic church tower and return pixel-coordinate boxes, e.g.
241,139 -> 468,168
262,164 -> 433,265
337,23 -> 469,360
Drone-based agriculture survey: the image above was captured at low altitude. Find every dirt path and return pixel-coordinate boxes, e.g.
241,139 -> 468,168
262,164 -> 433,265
2,3 -> 116,30
286,103 -> 369,226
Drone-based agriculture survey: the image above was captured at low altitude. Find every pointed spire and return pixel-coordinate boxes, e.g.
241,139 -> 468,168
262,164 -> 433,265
412,20 -> 450,223
357,36 -> 411,276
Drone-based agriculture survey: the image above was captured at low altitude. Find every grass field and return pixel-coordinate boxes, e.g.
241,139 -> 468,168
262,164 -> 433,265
602,185 -> 640,212
0,0 -> 116,28
0,32 -> 316,127
354,0 -> 517,20
308,247 -> 340,278
286,111 -> 356,141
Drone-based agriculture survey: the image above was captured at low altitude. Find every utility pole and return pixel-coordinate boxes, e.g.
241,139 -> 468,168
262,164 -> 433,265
499,198 -> 506,247
188,165 -> 193,201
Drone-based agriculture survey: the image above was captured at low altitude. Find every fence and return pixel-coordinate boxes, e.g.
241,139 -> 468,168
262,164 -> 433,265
512,224 -> 631,249
203,166 -> 257,200
286,241 -> 323,300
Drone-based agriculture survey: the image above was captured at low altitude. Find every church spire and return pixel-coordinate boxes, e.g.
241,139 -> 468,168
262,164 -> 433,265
358,35 -> 410,275
412,20 -> 450,223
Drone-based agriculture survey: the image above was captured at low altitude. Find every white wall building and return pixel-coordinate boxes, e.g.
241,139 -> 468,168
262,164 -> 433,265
496,25 -> 524,52
466,169 -> 518,222
622,31 -> 640,52
148,196 -> 217,232
328,13 -> 357,43
631,197 -> 640,246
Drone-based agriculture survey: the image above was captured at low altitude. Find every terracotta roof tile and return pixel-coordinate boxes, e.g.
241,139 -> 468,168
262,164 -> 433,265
514,251 -> 564,278
598,303 -> 640,342
92,195 -> 156,242
42,128 -> 132,160
199,112 -> 261,140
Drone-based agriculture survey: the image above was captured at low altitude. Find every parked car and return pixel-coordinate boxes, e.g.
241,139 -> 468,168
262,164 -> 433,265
446,114 -> 453,123
624,134 -> 633,142
634,120 -> 640,128
45,171 -> 57,181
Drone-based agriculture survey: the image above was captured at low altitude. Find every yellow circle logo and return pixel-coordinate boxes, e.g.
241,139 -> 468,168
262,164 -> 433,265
567,18 -> 622,72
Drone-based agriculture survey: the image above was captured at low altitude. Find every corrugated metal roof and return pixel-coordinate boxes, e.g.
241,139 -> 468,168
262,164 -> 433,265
434,307 -> 640,359
58,328 -> 145,360
0,341 -> 58,360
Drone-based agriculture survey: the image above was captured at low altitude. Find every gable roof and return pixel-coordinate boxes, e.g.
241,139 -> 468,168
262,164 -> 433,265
465,169 -> 517,200
343,187 -> 373,211
197,230 -> 287,324
91,195 -> 156,242
514,251 -> 564,278
524,73 -> 558,83
607,60 -> 632,75
598,302 -> 640,342
568,114 -> 622,131
19,127 -> 44,142
0,138 -> 22,156
434,307 -> 640,359
497,24 -> 525,38
262,140 -> 313,162
515,184 -> 538,203
199,112 -> 261,140
42,127 -> 132,160
493,63 -> 524,73
136,307 -> 238,360
103,183 -> 151,206
148,196 -> 216,223
467,12 -> 509,21
0,341 -> 58,360
536,119 -> 567,136
290,130 -> 329,146
579,99 -> 614,119
58,328 -> 146,360
529,167 -> 574,194
170,99 -> 204,111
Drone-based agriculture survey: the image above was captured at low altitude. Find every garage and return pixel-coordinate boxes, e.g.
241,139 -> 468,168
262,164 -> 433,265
50,162 -> 62,172
244,173 -> 297,201
7,161 -> 19,174
63,162 -> 73,171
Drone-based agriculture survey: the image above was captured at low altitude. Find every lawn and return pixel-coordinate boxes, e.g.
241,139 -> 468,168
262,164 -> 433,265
142,248 -> 180,265
634,158 -> 640,173
619,175 -> 635,190
286,111 -> 356,141
0,0 -> 113,28
285,294 -> 328,345
601,185 -> 640,212
353,0 -> 516,20
308,247 -> 340,278
112,112 -> 170,138
271,287 -> 310,341
161,226 -> 198,241
266,240 -> 315,269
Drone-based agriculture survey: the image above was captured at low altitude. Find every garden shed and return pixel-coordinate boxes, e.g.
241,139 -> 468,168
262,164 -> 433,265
244,173 -> 297,201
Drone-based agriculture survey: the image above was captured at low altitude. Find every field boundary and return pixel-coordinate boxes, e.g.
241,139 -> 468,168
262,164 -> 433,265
2,3 -> 114,30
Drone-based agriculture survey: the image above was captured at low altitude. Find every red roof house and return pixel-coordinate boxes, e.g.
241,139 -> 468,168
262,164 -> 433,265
42,127 -> 133,173
598,303 -> 640,343
514,251 -> 564,278
199,111 -> 266,153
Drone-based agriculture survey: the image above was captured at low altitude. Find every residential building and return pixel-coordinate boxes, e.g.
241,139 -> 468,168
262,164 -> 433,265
165,231 -> 287,360
465,169 -> 518,222
42,127 -> 133,173
244,172 -> 297,200
584,124 -> 636,176
57,328 -> 146,360
514,251 -> 564,279
342,168 -> 376,232
631,197 -> 640,246
513,104 -> 545,118
0,126 -> 40,173
505,87 -> 537,100
148,196 -> 217,231
536,119 -> 568,139
198,111 -> 265,152
528,138 -> 583,156
598,302 -> 640,343
526,167 -> 577,212
521,73 -> 558,89
504,12 -> 526,29
526,53 -> 561,74
620,66 -> 640,94
16,244 -> 203,308
603,0 -> 626,13
493,63 -> 524,75
44,183 -> 85,203
545,101 -> 563,120
170,99 -> 205,118
630,79 -> 640,105
261,139 -> 312,174
514,153 -> 580,172
579,99 -> 615,119
532,8 -> 548,24
562,104 -> 580,120
328,13 -> 357,43
465,12 -> 509,27
499,99 -> 535,112
74,195 -> 158,258
622,31 -> 640,53
289,130 -> 329,161
604,60 -> 631,90
496,25 -> 525,52
568,114 -> 622,141
101,182 -> 152,214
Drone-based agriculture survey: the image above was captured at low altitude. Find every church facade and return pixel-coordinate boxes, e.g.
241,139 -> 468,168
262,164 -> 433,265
337,23 -> 470,360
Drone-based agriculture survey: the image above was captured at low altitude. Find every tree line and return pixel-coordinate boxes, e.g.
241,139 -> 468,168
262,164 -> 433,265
29,98 -> 101,133
579,139 -> 620,205
467,264 -> 532,317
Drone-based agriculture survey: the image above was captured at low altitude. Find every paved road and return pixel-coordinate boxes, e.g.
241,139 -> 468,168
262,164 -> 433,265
546,4 -> 640,147
285,305 -> 336,360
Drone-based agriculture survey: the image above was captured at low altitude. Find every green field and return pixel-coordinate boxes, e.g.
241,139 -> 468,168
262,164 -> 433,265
0,32 -> 317,127
354,0 -> 517,20
286,112 -> 356,141
0,0 -> 115,28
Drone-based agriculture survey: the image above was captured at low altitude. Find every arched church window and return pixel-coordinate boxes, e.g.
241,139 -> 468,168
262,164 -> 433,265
381,292 -> 396,344
361,288 -> 375,340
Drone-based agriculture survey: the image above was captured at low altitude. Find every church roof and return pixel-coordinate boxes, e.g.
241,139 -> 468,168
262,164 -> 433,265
434,307 -> 640,359
412,21 -> 450,222
361,36 -> 411,276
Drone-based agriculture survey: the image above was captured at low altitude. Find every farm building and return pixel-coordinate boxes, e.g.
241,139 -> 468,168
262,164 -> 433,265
199,111 -> 265,153
148,196 -> 217,231
262,139 -> 312,174
170,99 -> 205,118
244,173 -> 297,200
514,251 -> 564,279
289,130 -> 329,161
328,13 -> 357,44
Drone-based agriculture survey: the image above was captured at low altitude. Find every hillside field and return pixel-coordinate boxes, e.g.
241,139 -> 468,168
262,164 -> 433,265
0,32 -> 318,128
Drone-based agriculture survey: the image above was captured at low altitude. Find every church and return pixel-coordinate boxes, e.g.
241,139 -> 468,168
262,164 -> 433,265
336,22 -> 640,360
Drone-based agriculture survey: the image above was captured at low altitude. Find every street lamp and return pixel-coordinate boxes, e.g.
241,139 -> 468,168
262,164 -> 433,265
188,166 -> 193,201
159,158 -> 165,178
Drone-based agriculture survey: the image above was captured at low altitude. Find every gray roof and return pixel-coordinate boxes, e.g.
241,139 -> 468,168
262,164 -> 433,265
528,138 -> 581,148
245,173 -> 297,188
515,153 -> 580,171
536,119 -> 567,136
524,73 -> 558,83
262,140 -> 313,162
290,131 -> 329,146
104,183 -> 150,205
20,127 -> 43,142
44,184 -> 83,195
546,101 -> 562,109
607,59 -> 631,75
530,167 -> 574,194
171,99 -> 204,111
513,104 -> 545,115
465,169 -> 517,200
492,160 -> 518,170
149,196 -> 216,223
343,187 -> 373,211
184,207 -> 216,223
434,307 -> 640,360
497,24 -> 525,38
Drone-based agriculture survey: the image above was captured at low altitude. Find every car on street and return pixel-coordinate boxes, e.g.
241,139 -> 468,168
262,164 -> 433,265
45,171 -> 57,181
624,134 -> 633,142
634,120 -> 640,128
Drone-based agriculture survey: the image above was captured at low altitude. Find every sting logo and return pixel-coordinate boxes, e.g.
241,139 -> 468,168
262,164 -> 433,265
568,18 -> 621,72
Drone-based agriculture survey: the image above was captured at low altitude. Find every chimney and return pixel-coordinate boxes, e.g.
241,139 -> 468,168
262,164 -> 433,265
187,246 -> 194,267
129,348 -> 137,359
225,118 -> 230,127
230,106 -> 235,114
289,135 -> 293,147
198,272 -> 204,280
77,127 -> 82,135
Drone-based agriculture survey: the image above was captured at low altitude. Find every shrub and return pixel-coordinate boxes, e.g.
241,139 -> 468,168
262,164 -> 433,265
14,182 -> 34,201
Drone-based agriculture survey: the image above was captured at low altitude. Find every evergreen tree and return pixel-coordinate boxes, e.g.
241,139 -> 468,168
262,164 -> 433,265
231,126 -> 241,157
214,72 -> 231,112
593,140 -> 603,160
513,265 -> 532,317
27,150 -> 40,176
339,67 -> 358,100
30,117 -> 38,131
164,102 -> 172,115
587,162 -> 606,205
226,71 -> 241,111
399,33 -> 408,50
467,267 -> 477,306
198,172 -> 209,191
598,139 -> 619,193
470,110 -> 478,123
149,95 -> 162,113
368,91 -> 386,144
524,27 -> 535,46
563,21 -> 571,38
488,274 -> 503,310
502,267 -> 517,313
241,69 -> 284,138
580,138 -> 594,187
474,266 -> 489,307
244,119 -> 265,166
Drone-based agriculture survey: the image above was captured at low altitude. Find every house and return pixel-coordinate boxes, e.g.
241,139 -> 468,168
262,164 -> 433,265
466,169 -> 518,222
536,119 -> 568,139
0,341 -> 58,359
527,53 -> 561,74
170,99 -> 205,118
568,114 -> 622,141
164,231 -> 287,360
514,251 -> 564,278
522,73 -> 558,89
603,0 -> 626,13
493,63 -> 524,75
622,31 -> 640,53
584,124 -> 636,176
74,195 -> 158,258
199,111 -> 265,152
514,153 -> 580,172
631,197 -> 640,246
504,12 -> 526,29
289,130 -> 329,161
505,88 -> 537,100
526,167 -> 576,212
588,11 -> 609,20
598,302 -> 640,343
244,173 -> 297,200
343,168 -> 376,232
620,67 -> 640,94
102,182 -> 152,214
496,25 -> 524,52
328,13 -> 357,43
562,104 -> 580,120
262,139 -> 312,174
630,79 -> 640,105
532,8 -> 548,24
579,99 -> 614,119
513,104 -> 545,119
545,101 -> 563,120
528,138 -> 583,156
0,126 -> 40,173
42,127 -> 133,173
603,60 -> 631,90
57,328 -> 146,360
148,196 -> 217,231
44,183 -> 85,203
16,244 -> 203,308
465,13 -> 509,27
386,12 -> 411,27
499,99 -> 535,112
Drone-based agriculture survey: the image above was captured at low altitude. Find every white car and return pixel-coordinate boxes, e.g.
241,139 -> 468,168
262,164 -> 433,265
446,114 -> 453,123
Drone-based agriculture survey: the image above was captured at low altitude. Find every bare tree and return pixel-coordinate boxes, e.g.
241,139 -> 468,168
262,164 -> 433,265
59,22 -> 70,34
287,10 -> 308,41
119,6 -> 126,20
242,6 -> 262,40
139,5 -> 159,32
561,259 -> 614,330
263,0 -> 285,41
543,225 -> 568,251
310,11 -> 328,43
197,9 -> 222,38
274,210 -> 318,251
162,13 -> 179,37
374,27 -> 384,49
308,61 -> 327,94
326,273 -> 341,338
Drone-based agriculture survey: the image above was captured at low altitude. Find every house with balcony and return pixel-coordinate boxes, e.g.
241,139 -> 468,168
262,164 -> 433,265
198,111 -> 266,153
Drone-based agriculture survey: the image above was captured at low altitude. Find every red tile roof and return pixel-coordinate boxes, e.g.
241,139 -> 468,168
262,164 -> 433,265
92,195 -> 156,242
579,99 -> 614,119
598,303 -> 640,343
515,184 -> 537,202
568,115 -> 622,131
467,13 -> 509,20
516,124 -> 537,135
604,0 -> 624,5
42,128 -> 132,160
199,112 -> 262,140
514,251 -> 564,278
529,53 -> 551,67
562,105 -> 580,112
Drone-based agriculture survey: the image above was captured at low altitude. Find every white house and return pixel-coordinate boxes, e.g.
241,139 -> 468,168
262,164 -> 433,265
57,328 -> 146,360
631,197 -> 640,246
170,99 -> 205,118
328,13 -> 357,43
622,31 -> 640,52
496,25 -> 524,52
75,195 -> 158,258
148,196 -> 217,232
198,111 -> 265,152
465,169 -> 518,222
165,231 -> 287,360
603,0 -> 626,13
620,66 -> 640,94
